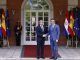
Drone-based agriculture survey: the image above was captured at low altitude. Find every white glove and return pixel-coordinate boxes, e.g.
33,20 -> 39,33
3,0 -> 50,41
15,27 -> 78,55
56,40 -> 58,42
48,35 -> 50,37
43,34 -> 46,37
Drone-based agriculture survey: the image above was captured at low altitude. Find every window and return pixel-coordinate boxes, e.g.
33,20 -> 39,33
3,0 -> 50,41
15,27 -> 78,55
25,0 -> 50,41
25,0 -> 49,10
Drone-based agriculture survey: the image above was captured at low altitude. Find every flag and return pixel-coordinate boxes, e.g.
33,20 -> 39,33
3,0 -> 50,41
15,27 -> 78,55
73,10 -> 79,36
1,9 -> 6,38
64,19 -> 69,36
6,19 -> 11,37
6,9 -> 11,37
77,8 -> 80,38
29,0 -> 33,8
0,19 -> 2,37
73,7 -> 80,38
6,8 -> 9,17
78,17 -> 80,38
68,11 -> 75,37
64,9 -> 69,36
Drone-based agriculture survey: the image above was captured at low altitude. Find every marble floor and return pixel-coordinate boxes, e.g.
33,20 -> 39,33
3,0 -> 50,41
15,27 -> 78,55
0,46 -> 80,60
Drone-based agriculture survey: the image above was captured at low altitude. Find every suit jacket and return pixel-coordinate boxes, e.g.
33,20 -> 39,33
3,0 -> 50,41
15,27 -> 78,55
36,25 -> 47,42
48,24 -> 60,41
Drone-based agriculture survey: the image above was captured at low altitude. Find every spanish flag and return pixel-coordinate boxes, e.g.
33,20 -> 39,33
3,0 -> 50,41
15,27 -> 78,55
1,9 -> 6,37
68,11 -> 75,37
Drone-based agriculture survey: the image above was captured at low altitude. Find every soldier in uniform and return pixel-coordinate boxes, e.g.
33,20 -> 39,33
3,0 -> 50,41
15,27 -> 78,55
14,21 -> 22,46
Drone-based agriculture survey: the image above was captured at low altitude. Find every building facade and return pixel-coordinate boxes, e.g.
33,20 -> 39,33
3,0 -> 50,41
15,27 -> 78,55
3,0 -> 79,46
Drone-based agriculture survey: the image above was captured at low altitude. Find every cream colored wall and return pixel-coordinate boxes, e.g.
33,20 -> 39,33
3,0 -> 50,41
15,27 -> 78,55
0,0 -> 6,4
68,0 -> 78,10
0,0 -> 6,11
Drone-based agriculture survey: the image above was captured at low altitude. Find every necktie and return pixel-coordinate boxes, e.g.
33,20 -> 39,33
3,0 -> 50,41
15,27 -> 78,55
41,25 -> 44,31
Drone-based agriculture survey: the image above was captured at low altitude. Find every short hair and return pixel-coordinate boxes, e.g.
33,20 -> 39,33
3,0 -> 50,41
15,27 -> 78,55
39,19 -> 43,21
51,18 -> 54,20
38,20 -> 43,22
38,20 -> 42,24
50,18 -> 55,21
50,18 -> 57,24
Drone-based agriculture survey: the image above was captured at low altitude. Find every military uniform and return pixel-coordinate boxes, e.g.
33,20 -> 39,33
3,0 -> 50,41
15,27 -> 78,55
14,22 -> 22,46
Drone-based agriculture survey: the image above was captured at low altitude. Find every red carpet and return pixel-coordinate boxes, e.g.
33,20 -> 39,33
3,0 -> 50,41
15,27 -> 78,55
23,45 -> 59,57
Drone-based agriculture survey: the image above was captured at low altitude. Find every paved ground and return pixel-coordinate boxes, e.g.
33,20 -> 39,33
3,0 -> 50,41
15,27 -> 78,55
0,46 -> 80,60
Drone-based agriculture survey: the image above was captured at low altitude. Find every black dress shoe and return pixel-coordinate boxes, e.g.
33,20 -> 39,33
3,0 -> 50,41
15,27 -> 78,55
41,57 -> 45,59
54,57 -> 58,60
37,57 -> 40,59
57,55 -> 61,58
50,57 -> 54,59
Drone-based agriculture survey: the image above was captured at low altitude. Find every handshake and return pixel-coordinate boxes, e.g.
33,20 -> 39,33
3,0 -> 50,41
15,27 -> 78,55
43,34 -> 47,37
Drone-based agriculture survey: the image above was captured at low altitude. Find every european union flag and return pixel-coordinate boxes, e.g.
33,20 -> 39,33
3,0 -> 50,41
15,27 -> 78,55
78,17 -> 80,38
0,25 -> 2,37
6,20 -> 11,37
74,17 -> 79,36
0,19 -> 2,37
74,7 -> 80,38
6,8 -> 9,17
6,9 -> 11,37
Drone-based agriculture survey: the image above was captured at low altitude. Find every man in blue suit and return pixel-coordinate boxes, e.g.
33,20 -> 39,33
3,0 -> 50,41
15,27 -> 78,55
36,20 -> 47,59
48,18 -> 60,60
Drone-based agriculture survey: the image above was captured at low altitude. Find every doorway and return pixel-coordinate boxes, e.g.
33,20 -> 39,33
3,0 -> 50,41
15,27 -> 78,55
21,0 -> 54,45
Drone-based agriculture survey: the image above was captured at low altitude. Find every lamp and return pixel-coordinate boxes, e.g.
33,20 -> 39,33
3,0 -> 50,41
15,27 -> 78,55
59,9 -> 64,16
12,9 -> 15,16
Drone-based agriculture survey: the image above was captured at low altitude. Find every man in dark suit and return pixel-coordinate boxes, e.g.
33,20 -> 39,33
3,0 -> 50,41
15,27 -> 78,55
36,20 -> 47,59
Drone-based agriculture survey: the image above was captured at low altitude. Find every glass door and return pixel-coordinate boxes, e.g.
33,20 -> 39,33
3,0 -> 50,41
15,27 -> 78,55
26,11 -> 37,45
25,11 -> 50,45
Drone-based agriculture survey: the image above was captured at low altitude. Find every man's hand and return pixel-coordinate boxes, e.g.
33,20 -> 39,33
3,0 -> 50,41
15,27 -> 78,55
16,32 -> 18,35
56,40 -> 58,42
43,34 -> 47,37
48,35 -> 50,37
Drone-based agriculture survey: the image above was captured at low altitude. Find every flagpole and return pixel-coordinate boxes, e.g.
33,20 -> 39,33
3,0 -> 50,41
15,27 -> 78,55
7,37 -> 10,48
66,35 -> 69,48
6,8 -> 10,48
75,34 -> 78,48
72,37 -> 73,47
